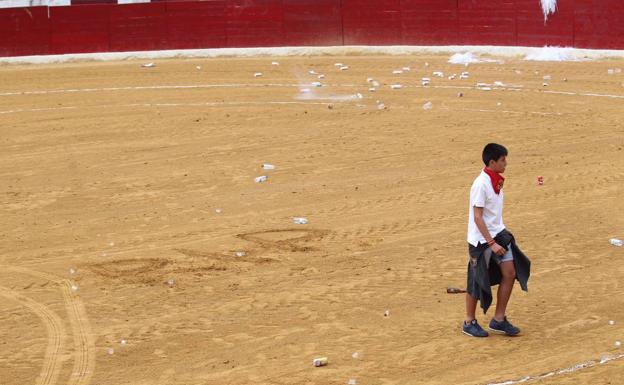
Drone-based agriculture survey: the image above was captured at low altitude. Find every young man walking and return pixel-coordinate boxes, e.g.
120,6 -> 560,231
463,143 -> 531,337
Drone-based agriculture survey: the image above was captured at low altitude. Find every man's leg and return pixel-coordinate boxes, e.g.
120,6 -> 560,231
466,293 -> 478,323
494,260 -> 516,321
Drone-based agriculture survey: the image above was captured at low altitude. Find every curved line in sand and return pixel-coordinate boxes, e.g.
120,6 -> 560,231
486,353 -> 624,385
3,266 -> 96,385
1,83 -> 624,100
0,287 -> 66,385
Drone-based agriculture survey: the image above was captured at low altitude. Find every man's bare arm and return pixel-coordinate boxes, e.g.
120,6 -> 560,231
473,206 -> 505,256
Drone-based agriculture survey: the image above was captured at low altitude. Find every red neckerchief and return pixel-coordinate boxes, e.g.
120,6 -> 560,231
483,167 -> 504,194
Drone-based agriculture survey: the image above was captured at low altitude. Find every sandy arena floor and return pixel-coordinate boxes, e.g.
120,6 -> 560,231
1,53 -> 623,385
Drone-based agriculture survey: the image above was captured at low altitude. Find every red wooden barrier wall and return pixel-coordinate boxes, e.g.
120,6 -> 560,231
2,0 -> 624,58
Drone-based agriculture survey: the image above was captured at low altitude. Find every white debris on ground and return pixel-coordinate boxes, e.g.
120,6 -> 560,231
262,163 -> 275,170
254,175 -> 268,183
253,72 -> 263,77
422,101 -> 433,110
541,0 -> 557,22
141,62 -> 155,68
293,217 -> 308,225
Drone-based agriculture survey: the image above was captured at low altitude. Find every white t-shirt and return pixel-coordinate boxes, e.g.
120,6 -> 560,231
467,170 -> 505,246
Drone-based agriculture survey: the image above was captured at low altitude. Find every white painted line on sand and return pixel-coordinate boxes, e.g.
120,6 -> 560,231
486,353 -> 624,385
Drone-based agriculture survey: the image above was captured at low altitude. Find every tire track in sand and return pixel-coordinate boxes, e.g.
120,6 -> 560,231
4,266 -> 96,385
0,287 -> 65,385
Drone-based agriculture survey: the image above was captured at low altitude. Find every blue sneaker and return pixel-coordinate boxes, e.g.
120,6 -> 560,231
462,319 -> 489,337
488,316 -> 520,336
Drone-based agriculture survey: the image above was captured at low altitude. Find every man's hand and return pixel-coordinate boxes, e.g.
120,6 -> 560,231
490,242 -> 506,256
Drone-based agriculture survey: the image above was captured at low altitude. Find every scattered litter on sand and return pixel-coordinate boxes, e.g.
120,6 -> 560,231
422,101 -> 433,110
293,217 -> 308,225
313,357 -> 328,367
141,62 -> 155,68
262,163 -> 275,170
254,72 -> 263,77
254,175 -> 268,183
610,238 -> 623,247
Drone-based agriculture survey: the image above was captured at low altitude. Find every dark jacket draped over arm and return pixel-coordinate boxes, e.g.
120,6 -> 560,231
467,229 -> 531,314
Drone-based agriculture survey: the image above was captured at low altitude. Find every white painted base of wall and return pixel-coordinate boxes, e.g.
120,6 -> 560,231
2,45 -> 624,65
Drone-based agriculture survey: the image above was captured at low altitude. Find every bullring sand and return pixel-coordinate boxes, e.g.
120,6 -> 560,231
1,54 -> 623,385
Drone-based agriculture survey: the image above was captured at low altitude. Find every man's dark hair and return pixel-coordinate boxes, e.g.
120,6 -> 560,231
482,143 -> 508,166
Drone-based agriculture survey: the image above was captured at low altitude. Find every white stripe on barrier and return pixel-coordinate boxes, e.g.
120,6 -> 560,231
0,0 -> 69,8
